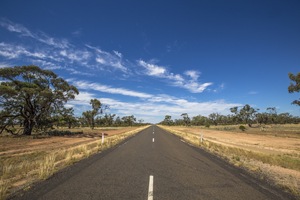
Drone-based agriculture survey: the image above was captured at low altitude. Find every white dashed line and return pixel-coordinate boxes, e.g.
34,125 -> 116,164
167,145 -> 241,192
148,175 -> 154,200
152,138 -> 155,142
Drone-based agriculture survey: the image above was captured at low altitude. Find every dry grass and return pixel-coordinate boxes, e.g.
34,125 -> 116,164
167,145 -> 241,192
159,125 -> 300,198
0,126 -> 149,200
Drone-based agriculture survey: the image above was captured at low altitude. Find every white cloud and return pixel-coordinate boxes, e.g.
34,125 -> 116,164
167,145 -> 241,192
67,90 -> 241,123
184,70 -> 200,81
0,19 -> 69,49
113,50 -> 122,58
138,60 -> 212,93
248,91 -> 258,95
72,80 -> 153,98
0,18 -> 33,37
0,20 -> 130,75
138,60 -> 166,76
86,45 -> 128,72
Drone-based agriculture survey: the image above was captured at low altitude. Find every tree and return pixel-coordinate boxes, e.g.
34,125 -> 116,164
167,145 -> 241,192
122,115 -> 136,126
114,116 -> 122,127
0,66 -> 78,135
59,107 -> 77,129
288,72 -> 300,106
266,107 -> 278,124
82,99 -> 104,129
162,115 -> 173,125
208,113 -> 220,126
181,113 -> 190,126
230,104 -> 258,127
103,113 -> 116,126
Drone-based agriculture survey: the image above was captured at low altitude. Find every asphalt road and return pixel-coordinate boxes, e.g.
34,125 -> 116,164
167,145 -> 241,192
11,126 -> 292,200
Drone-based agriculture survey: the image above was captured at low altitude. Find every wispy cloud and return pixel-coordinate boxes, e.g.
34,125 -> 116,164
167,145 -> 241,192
248,91 -> 258,95
0,19 -> 131,76
0,18 -> 70,49
71,80 -> 153,98
86,45 -> 128,72
138,60 -> 213,93
67,89 -> 241,123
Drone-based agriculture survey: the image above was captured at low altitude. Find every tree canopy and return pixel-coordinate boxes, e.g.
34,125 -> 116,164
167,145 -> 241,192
288,72 -> 300,106
82,98 -> 107,129
0,65 -> 79,135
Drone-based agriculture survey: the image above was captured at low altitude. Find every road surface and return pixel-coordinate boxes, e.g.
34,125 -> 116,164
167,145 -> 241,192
11,126 -> 292,200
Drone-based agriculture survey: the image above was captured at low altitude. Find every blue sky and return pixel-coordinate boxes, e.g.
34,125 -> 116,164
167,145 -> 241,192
0,0 -> 299,123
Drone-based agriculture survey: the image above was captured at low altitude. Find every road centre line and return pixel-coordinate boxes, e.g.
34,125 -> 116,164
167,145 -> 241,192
152,138 -> 155,142
148,175 -> 154,200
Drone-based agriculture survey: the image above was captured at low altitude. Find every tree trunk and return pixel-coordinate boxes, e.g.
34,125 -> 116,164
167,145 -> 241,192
23,119 -> 34,135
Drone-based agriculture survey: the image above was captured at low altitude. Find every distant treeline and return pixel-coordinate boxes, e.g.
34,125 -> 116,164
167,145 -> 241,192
159,105 -> 300,127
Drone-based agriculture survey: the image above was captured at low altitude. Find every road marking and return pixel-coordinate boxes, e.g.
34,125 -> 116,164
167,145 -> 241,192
148,175 -> 154,200
152,138 -> 155,142
153,131 -> 154,134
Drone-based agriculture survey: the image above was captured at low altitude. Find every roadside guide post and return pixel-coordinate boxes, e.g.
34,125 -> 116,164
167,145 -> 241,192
200,132 -> 203,143
101,132 -> 104,144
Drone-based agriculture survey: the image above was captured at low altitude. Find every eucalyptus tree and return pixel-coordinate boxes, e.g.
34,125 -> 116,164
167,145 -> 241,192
82,99 -> 104,129
288,72 -> 300,106
230,104 -> 258,127
103,113 -> 116,126
208,112 -> 220,126
58,107 -> 77,129
181,113 -> 191,126
122,115 -> 136,126
0,65 -> 78,135
162,115 -> 173,125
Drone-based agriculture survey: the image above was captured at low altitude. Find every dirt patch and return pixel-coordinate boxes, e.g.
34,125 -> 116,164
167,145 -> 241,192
0,126 -> 148,200
0,127 -> 137,158
161,125 -> 300,198
173,126 -> 300,155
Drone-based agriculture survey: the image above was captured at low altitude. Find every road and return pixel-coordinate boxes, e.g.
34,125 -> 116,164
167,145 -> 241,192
11,126 -> 292,200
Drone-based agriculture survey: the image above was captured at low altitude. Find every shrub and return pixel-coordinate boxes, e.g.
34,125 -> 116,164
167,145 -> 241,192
46,130 -> 83,136
239,125 -> 246,131
205,123 -> 210,128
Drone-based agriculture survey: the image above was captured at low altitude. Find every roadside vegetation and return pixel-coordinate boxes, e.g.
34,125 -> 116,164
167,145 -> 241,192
0,126 -> 148,200
0,66 -> 149,200
158,72 -> 300,198
0,66 -> 299,199
158,125 -> 300,198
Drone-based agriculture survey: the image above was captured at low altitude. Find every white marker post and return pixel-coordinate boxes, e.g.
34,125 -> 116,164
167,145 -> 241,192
101,133 -> 105,144
200,132 -> 203,143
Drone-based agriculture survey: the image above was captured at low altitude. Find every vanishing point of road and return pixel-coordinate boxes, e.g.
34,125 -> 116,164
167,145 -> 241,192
11,126 -> 293,200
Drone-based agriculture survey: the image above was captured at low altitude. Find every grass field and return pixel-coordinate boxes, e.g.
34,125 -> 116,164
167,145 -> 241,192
0,126 -> 149,200
159,124 -> 300,198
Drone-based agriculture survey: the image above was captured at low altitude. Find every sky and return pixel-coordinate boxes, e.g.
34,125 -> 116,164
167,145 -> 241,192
0,0 -> 300,123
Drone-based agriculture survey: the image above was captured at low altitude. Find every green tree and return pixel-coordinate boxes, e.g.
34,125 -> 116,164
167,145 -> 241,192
82,99 -> 104,129
59,107 -> 77,129
266,107 -> 278,124
103,113 -> 116,126
191,115 -> 207,126
230,104 -> 258,127
181,113 -> 190,126
162,115 -> 173,125
288,72 -> 300,106
208,112 -> 220,126
122,115 -> 136,126
0,66 -> 78,135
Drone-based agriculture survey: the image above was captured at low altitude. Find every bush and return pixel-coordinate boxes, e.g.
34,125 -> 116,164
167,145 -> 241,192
46,130 -> 83,136
205,123 -> 210,128
239,125 -> 246,131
